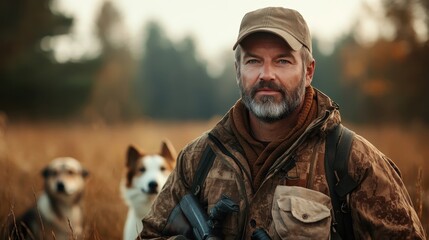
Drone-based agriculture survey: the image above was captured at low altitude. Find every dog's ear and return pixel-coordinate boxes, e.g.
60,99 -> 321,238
41,167 -> 50,178
160,140 -> 177,163
82,168 -> 89,178
127,145 -> 142,168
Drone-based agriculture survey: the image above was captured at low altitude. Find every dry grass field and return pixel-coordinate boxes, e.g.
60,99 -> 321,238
0,119 -> 428,238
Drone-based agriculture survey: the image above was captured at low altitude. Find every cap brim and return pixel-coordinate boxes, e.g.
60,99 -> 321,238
233,28 -> 303,51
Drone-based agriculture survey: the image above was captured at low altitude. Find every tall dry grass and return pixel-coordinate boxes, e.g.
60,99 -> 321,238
0,119 -> 428,238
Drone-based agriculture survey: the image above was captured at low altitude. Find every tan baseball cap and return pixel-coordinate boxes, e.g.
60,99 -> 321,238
233,7 -> 312,53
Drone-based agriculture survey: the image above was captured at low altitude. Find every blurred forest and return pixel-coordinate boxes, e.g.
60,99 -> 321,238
1,0 -> 429,124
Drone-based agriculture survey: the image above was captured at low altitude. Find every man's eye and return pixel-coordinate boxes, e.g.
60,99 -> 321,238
278,59 -> 290,64
246,59 -> 259,64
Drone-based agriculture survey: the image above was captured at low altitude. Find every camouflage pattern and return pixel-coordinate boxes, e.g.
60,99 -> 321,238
139,89 -> 425,240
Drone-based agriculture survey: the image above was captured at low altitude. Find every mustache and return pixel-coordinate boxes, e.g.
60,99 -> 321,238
250,81 -> 285,96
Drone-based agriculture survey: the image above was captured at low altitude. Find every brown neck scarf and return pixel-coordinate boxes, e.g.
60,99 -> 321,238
230,86 -> 318,189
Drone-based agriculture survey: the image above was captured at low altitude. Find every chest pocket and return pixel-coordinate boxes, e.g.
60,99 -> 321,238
271,186 -> 332,240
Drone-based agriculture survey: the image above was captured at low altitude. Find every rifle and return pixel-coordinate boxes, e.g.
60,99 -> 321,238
178,194 -> 239,240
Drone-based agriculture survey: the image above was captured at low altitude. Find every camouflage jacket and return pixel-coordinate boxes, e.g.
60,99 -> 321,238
139,89 -> 425,240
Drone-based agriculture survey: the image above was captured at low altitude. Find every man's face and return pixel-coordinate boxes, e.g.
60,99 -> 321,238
236,32 -> 313,122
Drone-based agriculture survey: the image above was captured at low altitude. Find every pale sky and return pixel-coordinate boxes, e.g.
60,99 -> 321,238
52,0 -> 369,64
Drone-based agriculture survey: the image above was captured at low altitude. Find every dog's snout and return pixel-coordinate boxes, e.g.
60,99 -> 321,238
56,182 -> 66,193
148,181 -> 158,194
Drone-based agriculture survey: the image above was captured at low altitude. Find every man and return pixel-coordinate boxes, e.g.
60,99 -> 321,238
139,7 -> 425,239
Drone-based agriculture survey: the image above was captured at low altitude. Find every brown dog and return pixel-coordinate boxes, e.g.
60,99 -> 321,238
8,157 -> 89,240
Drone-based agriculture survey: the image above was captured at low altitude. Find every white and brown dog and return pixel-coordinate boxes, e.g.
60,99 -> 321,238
120,140 -> 176,240
8,157 -> 89,240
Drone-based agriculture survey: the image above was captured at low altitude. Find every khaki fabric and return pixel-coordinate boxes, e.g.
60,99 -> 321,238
270,186 -> 331,240
233,7 -> 312,53
139,88 -> 426,240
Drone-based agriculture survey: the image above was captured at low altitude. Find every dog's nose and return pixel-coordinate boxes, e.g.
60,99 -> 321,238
148,181 -> 158,194
56,182 -> 66,193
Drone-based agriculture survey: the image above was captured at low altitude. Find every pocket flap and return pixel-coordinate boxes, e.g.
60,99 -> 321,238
277,196 -> 330,223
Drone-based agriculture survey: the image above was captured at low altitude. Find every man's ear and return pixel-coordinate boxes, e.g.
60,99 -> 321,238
305,60 -> 315,86
235,61 -> 242,86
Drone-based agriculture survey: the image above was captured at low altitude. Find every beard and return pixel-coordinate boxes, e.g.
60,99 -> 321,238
239,74 -> 306,123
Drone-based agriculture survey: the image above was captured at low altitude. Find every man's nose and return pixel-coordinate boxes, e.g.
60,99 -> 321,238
259,63 -> 275,81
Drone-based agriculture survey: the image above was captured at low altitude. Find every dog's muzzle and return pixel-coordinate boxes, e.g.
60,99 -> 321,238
145,181 -> 159,194
56,181 -> 66,193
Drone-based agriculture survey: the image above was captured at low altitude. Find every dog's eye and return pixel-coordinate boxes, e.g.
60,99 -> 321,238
139,167 -> 146,173
66,170 -> 75,175
160,166 -> 166,171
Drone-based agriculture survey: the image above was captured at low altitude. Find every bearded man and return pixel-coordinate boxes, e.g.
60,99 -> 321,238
138,7 -> 425,240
